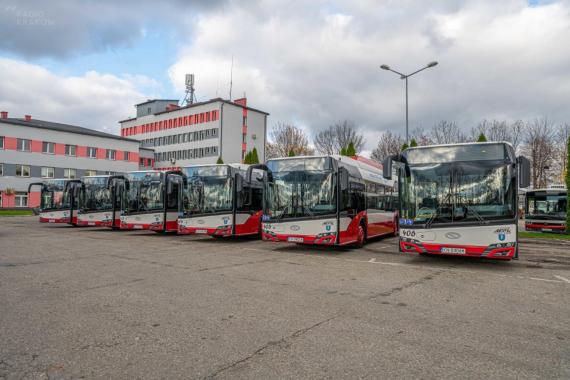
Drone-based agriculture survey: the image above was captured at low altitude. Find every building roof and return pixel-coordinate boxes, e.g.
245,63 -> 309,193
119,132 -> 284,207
135,99 -> 179,107
0,118 -> 139,143
119,97 -> 270,123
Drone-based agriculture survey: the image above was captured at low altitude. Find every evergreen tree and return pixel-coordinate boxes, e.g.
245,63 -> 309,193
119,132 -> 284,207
288,149 -> 296,157
566,137 -> 570,233
346,141 -> 356,156
216,156 -> 224,164
477,133 -> 488,142
340,146 -> 347,156
244,151 -> 252,164
251,147 -> 260,164
401,143 -> 409,151
410,139 -> 418,147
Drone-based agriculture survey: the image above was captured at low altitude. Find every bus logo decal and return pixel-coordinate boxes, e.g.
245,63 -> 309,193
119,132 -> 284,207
498,233 -> 506,241
290,225 -> 300,231
445,232 -> 461,239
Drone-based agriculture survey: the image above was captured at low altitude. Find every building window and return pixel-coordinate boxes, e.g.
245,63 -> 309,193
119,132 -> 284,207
124,151 -> 130,161
16,164 -> 30,177
0,136 -> 4,149
15,192 -> 28,207
84,170 -> 97,176
65,144 -> 76,156
0,163 -> 3,176
106,149 -> 116,160
41,167 -> 54,178
17,138 -> 31,151
105,171 -> 116,175
64,168 -> 76,179
87,147 -> 97,158
42,142 -> 55,154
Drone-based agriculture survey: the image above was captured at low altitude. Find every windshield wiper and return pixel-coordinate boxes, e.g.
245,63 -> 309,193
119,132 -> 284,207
457,202 -> 486,225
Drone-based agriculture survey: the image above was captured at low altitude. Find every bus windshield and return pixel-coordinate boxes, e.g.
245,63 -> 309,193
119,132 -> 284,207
125,172 -> 164,213
81,177 -> 112,212
400,160 -> 516,225
526,193 -> 566,220
182,168 -> 232,215
266,168 -> 336,220
41,180 -> 69,210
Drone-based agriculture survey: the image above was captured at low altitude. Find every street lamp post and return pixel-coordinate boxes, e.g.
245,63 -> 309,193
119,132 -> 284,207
380,61 -> 438,144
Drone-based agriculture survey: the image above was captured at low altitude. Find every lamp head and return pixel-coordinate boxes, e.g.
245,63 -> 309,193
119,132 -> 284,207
427,61 -> 438,68
380,64 -> 390,70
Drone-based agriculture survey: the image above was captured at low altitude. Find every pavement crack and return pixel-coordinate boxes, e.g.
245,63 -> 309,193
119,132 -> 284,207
204,315 -> 337,379
368,271 -> 443,300
198,258 -> 277,272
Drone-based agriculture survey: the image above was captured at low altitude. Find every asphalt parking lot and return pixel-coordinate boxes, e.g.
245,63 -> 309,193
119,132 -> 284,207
1,217 -> 569,379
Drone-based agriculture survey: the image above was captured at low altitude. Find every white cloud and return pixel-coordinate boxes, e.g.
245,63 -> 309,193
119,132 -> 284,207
0,57 -> 150,134
168,0 -> 570,154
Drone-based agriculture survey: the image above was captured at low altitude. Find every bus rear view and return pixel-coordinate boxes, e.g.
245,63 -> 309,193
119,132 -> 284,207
525,188 -> 567,233
385,142 -> 530,260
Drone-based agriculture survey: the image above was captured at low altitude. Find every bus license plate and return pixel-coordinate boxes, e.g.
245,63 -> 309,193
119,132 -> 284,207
441,247 -> 466,254
133,225 -> 143,229
196,229 -> 208,234
88,222 -> 96,226
288,237 -> 304,243
49,220 -> 55,223
542,228 -> 552,232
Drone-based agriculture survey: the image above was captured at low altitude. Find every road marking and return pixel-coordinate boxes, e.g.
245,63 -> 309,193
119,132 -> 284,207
528,277 -> 565,283
554,275 -> 570,284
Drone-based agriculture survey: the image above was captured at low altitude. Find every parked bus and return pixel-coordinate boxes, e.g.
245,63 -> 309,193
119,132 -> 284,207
383,142 -> 531,260
119,170 -> 185,232
262,155 -> 397,247
28,179 -> 82,225
525,188 -> 567,233
177,164 -> 264,237
76,175 -> 126,228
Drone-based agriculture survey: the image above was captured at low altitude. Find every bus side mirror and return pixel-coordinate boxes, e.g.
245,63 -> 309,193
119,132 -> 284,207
383,157 -> 392,180
518,156 -> 530,188
235,174 -> 244,192
339,168 -> 349,191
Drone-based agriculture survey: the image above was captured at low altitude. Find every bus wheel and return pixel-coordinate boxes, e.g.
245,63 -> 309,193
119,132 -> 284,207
355,224 -> 366,248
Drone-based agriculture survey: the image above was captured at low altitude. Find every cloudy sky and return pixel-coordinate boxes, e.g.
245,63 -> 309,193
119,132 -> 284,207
0,0 -> 569,155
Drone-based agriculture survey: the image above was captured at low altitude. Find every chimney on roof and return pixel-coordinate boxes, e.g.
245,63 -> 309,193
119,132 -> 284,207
234,98 -> 247,107
24,115 -> 32,121
0,111 -> 7,119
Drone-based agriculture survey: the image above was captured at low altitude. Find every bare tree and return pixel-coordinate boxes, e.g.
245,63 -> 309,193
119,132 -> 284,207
509,120 -> 524,154
553,123 -> 570,184
430,120 -> 466,144
314,120 -> 364,155
371,131 -> 405,163
265,122 -> 314,159
410,126 -> 432,146
523,118 -> 555,188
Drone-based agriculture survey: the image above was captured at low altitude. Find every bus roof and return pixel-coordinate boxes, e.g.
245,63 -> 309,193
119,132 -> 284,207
267,155 -> 394,187
402,141 -> 516,164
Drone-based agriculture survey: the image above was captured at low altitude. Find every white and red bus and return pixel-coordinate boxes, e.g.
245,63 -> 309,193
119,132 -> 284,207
525,188 -> 567,233
76,175 -> 126,228
119,170 -> 185,232
262,155 -> 397,247
28,179 -> 82,225
177,164 -> 264,237
383,142 -> 531,260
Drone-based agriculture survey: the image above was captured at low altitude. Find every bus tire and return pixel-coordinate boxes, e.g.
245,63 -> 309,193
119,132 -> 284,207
355,223 -> 366,248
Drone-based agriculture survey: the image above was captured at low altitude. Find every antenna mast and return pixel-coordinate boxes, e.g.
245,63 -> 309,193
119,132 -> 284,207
183,74 -> 196,105
229,55 -> 234,101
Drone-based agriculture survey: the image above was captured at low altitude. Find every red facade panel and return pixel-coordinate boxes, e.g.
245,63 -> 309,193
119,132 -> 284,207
4,137 -> 17,150
97,148 -> 106,160
130,152 -> 139,163
76,146 -> 87,157
116,151 -> 124,161
28,191 -> 41,208
31,140 -> 42,153
54,143 -> 66,155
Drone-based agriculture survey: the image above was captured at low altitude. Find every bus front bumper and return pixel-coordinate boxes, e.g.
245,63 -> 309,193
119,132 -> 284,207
400,239 -> 516,260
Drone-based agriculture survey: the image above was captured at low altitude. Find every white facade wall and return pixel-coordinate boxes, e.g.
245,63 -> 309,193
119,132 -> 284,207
120,99 -> 267,167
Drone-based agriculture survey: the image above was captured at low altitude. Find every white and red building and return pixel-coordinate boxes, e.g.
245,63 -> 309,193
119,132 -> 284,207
0,112 -> 154,208
119,97 -> 268,168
